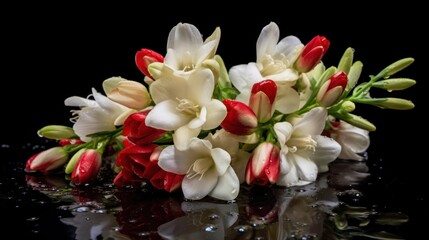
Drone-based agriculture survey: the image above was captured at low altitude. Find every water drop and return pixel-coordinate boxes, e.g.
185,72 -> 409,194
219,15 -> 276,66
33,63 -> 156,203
112,226 -> 121,232
202,224 -> 218,232
27,217 -> 39,222
234,225 -> 251,233
137,232 -> 150,236
85,217 -> 90,221
209,214 -> 219,220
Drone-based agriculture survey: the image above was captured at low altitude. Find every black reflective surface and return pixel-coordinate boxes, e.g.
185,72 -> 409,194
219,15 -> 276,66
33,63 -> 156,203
0,140 -> 424,239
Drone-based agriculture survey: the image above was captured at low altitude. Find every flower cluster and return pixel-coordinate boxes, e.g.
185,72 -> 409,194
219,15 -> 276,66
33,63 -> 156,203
25,22 -> 415,201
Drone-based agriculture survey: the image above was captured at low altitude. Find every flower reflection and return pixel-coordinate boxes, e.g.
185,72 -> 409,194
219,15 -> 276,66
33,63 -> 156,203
157,201 -> 239,240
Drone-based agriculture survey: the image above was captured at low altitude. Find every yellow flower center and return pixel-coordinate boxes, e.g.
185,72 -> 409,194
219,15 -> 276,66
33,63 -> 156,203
176,98 -> 200,116
287,135 -> 317,153
186,157 -> 213,180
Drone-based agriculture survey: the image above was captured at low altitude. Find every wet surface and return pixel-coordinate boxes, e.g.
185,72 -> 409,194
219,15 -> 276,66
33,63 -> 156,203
0,140 -> 424,239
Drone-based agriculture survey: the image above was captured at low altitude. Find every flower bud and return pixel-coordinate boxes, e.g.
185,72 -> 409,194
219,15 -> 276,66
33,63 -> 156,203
245,142 -> 280,185
151,171 -> 184,192
379,57 -> 414,78
372,78 -> 416,91
373,98 -> 415,110
317,71 -> 348,107
37,125 -> 76,140
221,99 -> 258,135
58,139 -> 84,146
65,148 -> 86,174
25,147 -> 68,173
103,77 -> 151,110
249,80 -> 277,123
135,48 -> 164,79
295,36 -> 330,73
123,110 -> 167,145
347,61 -> 363,90
71,149 -> 102,185
337,47 -> 354,75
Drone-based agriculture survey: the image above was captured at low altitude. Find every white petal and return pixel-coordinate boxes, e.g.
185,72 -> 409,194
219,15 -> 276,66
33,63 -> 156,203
167,23 -> 203,52
188,138 -> 212,155
196,40 -> 218,64
188,107 -> 206,129
202,100 -> 227,130
274,35 -> 303,61
229,64 -> 249,92
246,63 -> 264,86
275,86 -> 300,114
312,135 -> 341,172
265,68 -> 299,83
231,150 -> 250,183
188,68 -> 214,105
206,129 -> 239,154
145,100 -> 192,131
164,48 -> 179,70
293,153 -> 318,182
173,126 -> 201,151
277,163 -> 298,187
274,122 -> 293,147
182,168 -> 218,200
293,107 -> 327,136
256,22 -> 279,63
338,121 -> 370,152
279,151 -> 291,175
338,144 -> 365,161
211,148 -> 231,176
235,90 -> 251,105
64,96 -> 97,107
158,146 -> 194,174
92,88 -> 125,113
209,167 -> 240,200
114,109 -> 136,126
73,107 -> 116,142
149,70 -> 187,104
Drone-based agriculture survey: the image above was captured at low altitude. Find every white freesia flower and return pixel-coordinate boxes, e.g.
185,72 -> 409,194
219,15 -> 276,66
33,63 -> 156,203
330,121 -> 370,161
146,68 -> 227,150
64,88 -> 133,142
229,22 -> 304,113
158,137 -> 239,201
205,129 -> 251,183
164,22 -> 220,75
274,107 -> 341,187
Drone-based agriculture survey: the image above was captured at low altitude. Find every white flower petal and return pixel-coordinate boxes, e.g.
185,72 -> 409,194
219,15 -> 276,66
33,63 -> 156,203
265,68 -> 299,83
293,107 -> 327,136
275,86 -> 300,114
188,68 -> 214,105
277,162 -> 298,187
158,146 -> 194,174
312,135 -> 341,172
256,22 -> 279,63
196,40 -> 218,64
146,100 -> 192,131
113,109 -> 136,126
211,148 -> 231,176
182,168 -> 218,200
167,23 -> 203,53
293,153 -> 318,182
274,35 -> 303,62
229,64 -> 248,92
231,150 -> 250,183
338,144 -> 365,161
209,167 -> 240,200
149,70 -> 187,104
188,107 -> 206,129
173,126 -> 201,151
338,122 -> 370,152
73,107 -> 116,142
64,96 -> 97,108
91,88 -> 125,113
202,100 -> 227,130
274,122 -> 293,147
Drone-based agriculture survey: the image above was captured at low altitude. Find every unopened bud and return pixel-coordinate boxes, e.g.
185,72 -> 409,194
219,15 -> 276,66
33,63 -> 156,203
372,78 -> 416,91
37,125 -> 76,140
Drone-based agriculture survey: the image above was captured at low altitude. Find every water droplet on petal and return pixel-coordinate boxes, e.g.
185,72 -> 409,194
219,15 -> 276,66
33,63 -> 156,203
202,224 -> 218,232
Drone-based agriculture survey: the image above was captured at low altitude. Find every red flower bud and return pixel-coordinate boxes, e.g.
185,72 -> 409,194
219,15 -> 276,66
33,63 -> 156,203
135,48 -> 164,79
245,142 -> 280,185
123,110 -> 167,145
295,36 -> 330,72
71,149 -> 102,185
221,99 -> 258,135
249,80 -> 277,123
25,147 -> 68,173
317,71 -> 348,107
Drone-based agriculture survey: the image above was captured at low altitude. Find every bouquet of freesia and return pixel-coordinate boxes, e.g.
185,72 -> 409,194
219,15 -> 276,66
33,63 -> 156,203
25,22 -> 415,201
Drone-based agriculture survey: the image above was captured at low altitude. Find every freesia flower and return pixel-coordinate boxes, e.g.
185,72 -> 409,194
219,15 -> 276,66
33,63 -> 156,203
221,99 -> 257,136
145,68 -> 227,150
25,147 -> 68,173
158,137 -> 239,200
274,107 -> 341,187
317,71 -> 348,107
65,88 -> 133,142
328,120 -> 370,161
295,35 -> 330,73
230,22 -> 303,104
71,149 -> 102,185
245,142 -> 280,185
163,22 -> 221,76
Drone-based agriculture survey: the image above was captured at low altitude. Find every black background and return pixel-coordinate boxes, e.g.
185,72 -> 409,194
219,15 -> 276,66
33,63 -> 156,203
1,3 -> 426,238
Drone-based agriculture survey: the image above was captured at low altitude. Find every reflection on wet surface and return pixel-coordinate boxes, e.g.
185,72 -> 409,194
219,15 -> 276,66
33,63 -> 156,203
0,142 -> 412,239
